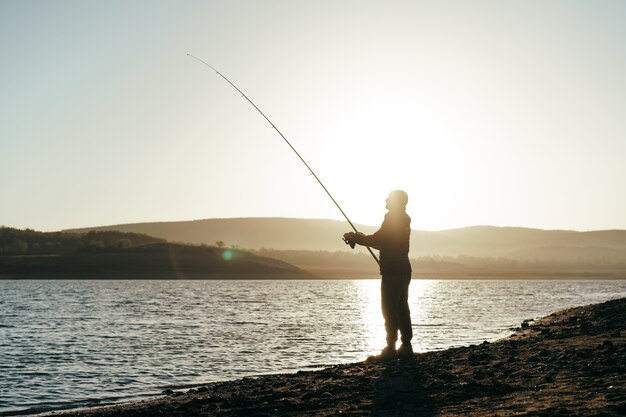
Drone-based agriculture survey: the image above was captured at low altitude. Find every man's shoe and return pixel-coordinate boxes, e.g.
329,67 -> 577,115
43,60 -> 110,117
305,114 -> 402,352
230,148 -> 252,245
397,343 -> 414,358
366,346 -> 397,363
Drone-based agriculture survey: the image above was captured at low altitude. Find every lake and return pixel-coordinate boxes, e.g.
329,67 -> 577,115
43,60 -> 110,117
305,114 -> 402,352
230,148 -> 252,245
1,279 -> 626,414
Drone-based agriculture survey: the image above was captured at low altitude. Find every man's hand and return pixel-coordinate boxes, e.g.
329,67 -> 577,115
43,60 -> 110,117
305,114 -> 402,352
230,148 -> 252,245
343,232 -> 363,249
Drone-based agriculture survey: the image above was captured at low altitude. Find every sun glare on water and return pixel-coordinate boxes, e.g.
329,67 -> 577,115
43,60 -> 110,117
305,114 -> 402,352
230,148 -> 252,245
357,279 -> 436,355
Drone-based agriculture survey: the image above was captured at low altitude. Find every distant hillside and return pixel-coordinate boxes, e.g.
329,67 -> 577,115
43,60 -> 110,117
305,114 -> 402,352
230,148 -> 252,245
0,227 -> 311,279
65,218 -> 626,263
0,227 -> 164,255
67,218 -> 373,252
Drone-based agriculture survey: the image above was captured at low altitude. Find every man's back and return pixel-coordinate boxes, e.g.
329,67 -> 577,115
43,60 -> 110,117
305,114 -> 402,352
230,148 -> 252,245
374,210 -> 412,275
351,209 -> 411,275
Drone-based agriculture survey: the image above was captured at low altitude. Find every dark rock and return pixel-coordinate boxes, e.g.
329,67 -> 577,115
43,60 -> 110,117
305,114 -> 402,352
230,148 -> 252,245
521,321 -> 530,329
611,331 -> 621,338
300,392 -> 315,401
613,402 -> 626,415
468,352 -> 492,363
603,340 -> 614,348
320,392 -> 333,399
580,322 -> 592,332
228,393 -> 249,406
439,371 -> 456,382
472,369 -> 486,379
162,389 -> 174,396
198,396 -> 222,404
196,386 -> 209,393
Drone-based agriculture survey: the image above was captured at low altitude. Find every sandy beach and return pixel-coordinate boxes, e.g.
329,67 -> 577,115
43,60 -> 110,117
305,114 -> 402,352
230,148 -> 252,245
38,297 -> 626,416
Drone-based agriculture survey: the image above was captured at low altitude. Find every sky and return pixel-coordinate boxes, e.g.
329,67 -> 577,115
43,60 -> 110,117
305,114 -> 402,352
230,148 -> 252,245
1,0 -> 625,232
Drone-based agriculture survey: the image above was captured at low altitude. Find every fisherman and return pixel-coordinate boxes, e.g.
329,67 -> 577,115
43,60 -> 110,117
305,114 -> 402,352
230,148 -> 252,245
343,190 -> 413,360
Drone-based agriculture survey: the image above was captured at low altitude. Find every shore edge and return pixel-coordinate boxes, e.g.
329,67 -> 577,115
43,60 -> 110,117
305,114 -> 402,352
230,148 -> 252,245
23,297 -> 626,416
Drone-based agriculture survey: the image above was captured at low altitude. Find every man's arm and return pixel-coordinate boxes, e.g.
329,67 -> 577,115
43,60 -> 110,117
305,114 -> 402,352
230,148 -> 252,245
344,215 -> 390,250
351,230 -> 382,250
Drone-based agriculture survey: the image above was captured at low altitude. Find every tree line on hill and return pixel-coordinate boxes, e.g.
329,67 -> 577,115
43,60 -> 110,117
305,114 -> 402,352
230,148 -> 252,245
0,227 -> 164,256
0,228 -> 310,279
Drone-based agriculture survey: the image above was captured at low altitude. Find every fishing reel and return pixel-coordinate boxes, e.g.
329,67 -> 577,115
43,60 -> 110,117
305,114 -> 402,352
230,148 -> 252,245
343,232 -> 363,249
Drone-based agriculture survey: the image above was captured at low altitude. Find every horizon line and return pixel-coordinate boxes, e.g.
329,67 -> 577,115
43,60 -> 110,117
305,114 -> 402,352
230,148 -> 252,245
3,216 -> 622,234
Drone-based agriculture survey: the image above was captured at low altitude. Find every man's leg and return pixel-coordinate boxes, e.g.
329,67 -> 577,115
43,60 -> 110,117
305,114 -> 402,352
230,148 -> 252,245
381,275 -> 399,348
398,273 -> 413,346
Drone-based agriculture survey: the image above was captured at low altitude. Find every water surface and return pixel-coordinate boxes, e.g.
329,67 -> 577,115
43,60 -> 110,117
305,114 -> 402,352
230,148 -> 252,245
1,279 -> 625,414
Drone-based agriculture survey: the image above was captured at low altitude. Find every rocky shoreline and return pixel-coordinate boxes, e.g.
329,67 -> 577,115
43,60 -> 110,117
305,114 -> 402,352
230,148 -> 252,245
46,298 -> 626,416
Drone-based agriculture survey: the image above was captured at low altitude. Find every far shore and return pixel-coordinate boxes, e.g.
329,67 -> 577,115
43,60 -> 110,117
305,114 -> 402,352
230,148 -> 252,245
307,268 -> 626,280
2,264 -> 626,280
26,297 -> 626,417
2,273 -> 626,280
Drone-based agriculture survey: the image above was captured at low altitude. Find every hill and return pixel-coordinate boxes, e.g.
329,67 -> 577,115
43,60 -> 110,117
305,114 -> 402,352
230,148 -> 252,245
62,218 -> 626,278
0,227 -> 164,255
65,218 -> 626,262
0,227 -> 311,279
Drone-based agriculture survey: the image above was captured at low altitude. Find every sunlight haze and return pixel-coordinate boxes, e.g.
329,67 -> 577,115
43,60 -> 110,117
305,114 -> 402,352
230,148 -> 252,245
1,1 -> 625,231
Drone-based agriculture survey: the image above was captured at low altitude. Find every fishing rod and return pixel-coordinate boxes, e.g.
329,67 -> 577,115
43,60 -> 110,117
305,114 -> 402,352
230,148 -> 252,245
187,53 -> 380,265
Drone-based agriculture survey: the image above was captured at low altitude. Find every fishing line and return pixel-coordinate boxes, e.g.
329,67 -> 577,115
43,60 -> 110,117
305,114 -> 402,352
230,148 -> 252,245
187,53 -> 379,265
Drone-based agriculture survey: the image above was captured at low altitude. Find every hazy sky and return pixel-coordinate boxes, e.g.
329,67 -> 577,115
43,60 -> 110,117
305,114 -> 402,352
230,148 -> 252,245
1,1 -> 625,232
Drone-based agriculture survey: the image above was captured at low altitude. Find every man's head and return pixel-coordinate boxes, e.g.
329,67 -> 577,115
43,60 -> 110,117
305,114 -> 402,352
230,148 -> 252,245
385,190 -> 409,211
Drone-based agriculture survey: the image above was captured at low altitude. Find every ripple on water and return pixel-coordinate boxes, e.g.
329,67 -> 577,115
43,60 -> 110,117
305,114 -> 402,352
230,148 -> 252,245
1,279 -> 625,414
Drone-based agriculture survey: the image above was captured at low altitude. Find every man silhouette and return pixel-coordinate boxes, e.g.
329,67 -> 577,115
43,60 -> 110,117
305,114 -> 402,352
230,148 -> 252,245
343,190 -> 413,360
